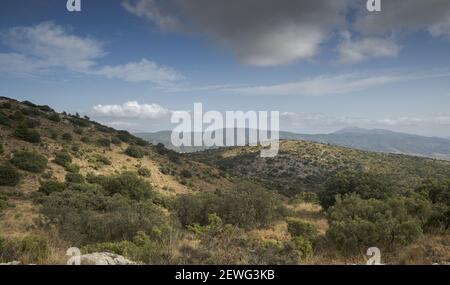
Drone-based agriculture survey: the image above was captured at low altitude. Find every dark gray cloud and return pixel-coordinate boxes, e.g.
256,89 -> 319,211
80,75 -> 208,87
122,0 -> 450,66
123,0 -> 349,66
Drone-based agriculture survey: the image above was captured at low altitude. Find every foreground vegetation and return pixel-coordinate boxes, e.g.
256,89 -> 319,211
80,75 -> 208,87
1,97 -> 449,264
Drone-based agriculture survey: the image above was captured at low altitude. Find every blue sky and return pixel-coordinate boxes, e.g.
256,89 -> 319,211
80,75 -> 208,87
1,0 -> 450,137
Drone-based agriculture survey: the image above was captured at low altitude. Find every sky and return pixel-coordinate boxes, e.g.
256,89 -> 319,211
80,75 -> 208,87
1,0 -> 450,137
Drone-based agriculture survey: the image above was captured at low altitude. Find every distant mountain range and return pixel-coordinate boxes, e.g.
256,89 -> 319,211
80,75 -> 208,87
135,127 -> 450,160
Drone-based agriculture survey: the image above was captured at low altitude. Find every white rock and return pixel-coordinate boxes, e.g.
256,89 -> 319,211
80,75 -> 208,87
79,252 -> 136,265
0,261 -> 21,265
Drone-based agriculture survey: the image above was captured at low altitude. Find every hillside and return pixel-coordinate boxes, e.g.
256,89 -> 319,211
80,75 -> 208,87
1,97 -> 450,265
0,97 -> 235,196
187,140 -> 450,196
288,127 -> 450,161
0,97 -> 243,262
137,128 -> 450,160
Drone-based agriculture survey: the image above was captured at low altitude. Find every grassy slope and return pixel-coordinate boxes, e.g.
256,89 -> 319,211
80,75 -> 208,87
0,97 -> 236,239
188,140 -> 450,195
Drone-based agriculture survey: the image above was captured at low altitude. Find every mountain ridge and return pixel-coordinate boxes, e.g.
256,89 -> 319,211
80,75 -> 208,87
135,128 -> 450,160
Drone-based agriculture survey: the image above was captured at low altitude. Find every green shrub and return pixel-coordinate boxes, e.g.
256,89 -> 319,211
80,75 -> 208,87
38,180 -> 66,195
416,179 -> 450,206
125,145 -> 144,158
0,164 -> 20,186
73,127 -> 83,135
168,152 -> 180,164
425,207 -> 450,232
291,236 -> 314,259
318,170 -> 391,209
181,214 -> 251,264
0,236 -> 15,261
138,167 -> 151,177
10,110 -> 25,121
111,136 -> 121,145
38,105 -> 53,112
180,169 -> 192,178
62,133 -> 73,141
0,112 -> 11,126
159,165 -> 172,175
99,172 -> 153,201
20,235 -> 49,262
326,194 -> 427,252
88,154 -> 111,166
176,183 -> 282,229
14,126 -> 41,143
251,238 -> 312,265
67,182 -> 104,194
95,124 -> 115,133
81,136 -> 90,143
47,113 -> 61,122
11,151 -> 47,173
41,190 -> 166,244
97,138 -> 111,147
155,143 -> 168,155
416,179 -> 450,233
21,100 -> 37,108
66,163 -> 80,173
134,138 -> 148,146
23,118 -> 40,128
68,116 -> 90,127
291,192 -> 318,204
0,235 -> 49,263
21,107 -> 41,117
117,131 -> 133,142
53,152 -> 72,167
287,220 -> 318,242
66,173 -> 85,183
0,194 -> 12,212
1,102 -> 12,109
152,192 -> 174,209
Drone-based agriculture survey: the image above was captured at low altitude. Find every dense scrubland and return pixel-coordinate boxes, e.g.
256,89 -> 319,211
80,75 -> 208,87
0,97 -> 449,264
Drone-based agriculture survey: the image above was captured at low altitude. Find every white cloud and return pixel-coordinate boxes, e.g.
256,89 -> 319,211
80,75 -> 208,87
222,72 -> 450,96
0,52 -> 46,75
0,22 -> 103,73
429,12 -> 450,39
122,0 -> 180,31
92,101 -> 171,119
95,58 -> 182,84
337,32 -> 400,64
376,116 -> 450,126
225,74 -> 398,96
0,22 -> 183,84
105,121 -> 139,128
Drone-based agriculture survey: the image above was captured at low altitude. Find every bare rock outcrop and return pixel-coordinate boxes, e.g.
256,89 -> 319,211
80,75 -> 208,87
77,252 -> 136,265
